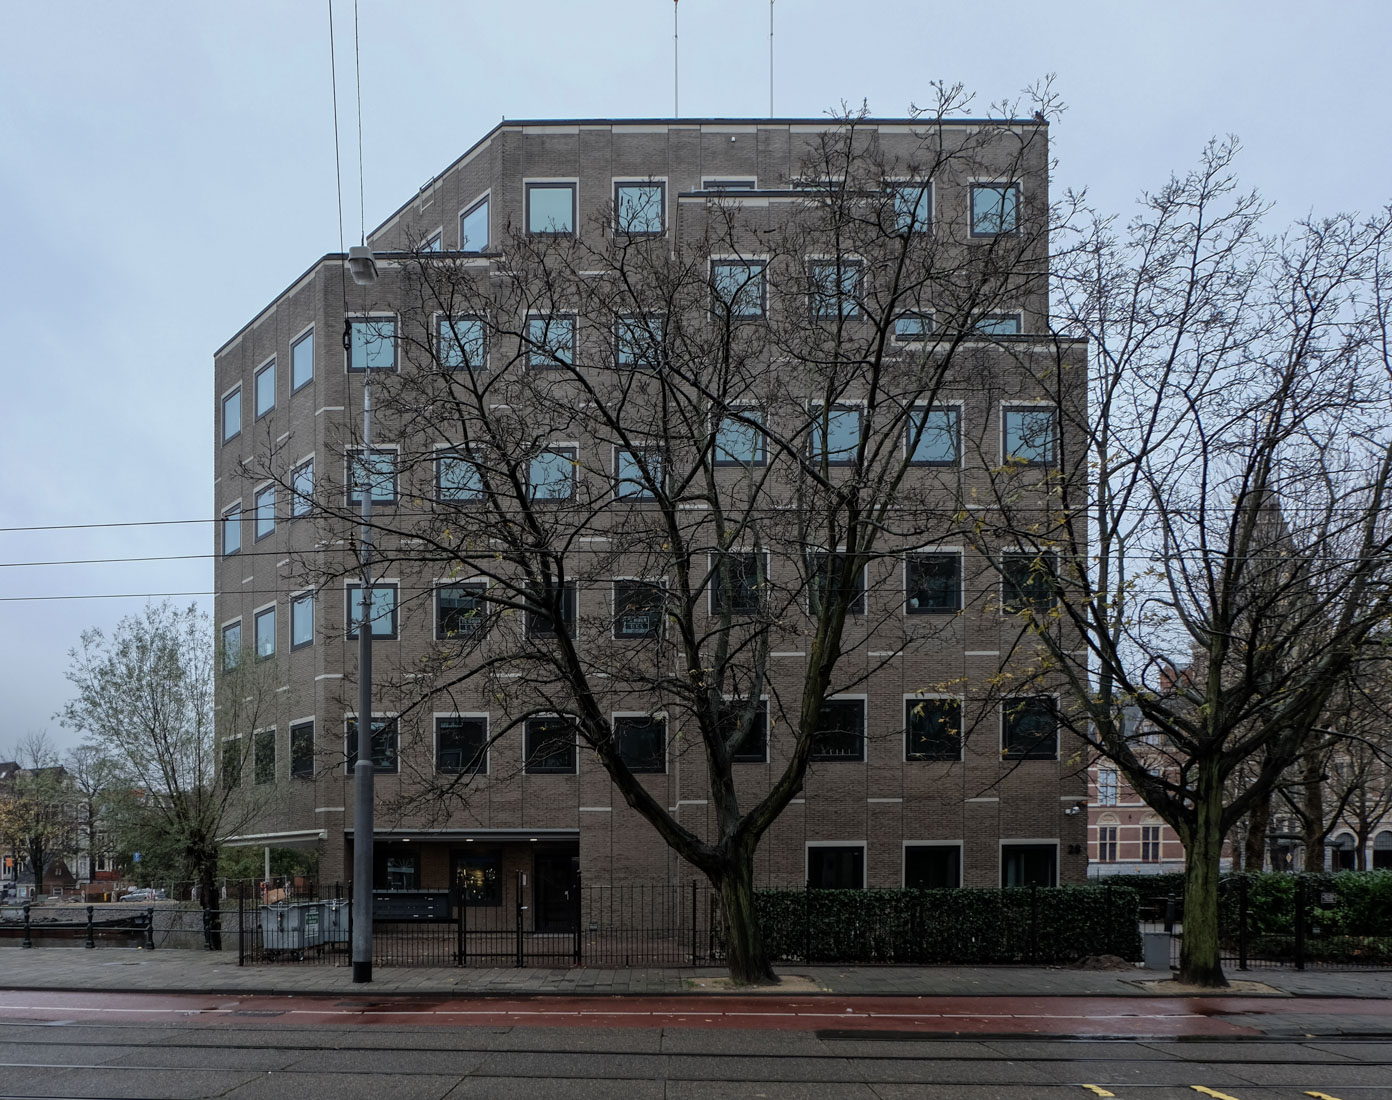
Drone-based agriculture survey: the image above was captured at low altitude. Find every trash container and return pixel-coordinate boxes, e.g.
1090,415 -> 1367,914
259,901 -> 325,953
1142,931 -> 1173,970
322,898 -> 350,944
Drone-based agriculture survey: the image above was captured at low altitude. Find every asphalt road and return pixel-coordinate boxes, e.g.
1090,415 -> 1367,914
0,992 -> 1389,1099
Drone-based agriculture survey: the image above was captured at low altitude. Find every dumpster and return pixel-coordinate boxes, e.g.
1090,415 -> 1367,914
322,898 -> 350,943
259,901 -> 325,953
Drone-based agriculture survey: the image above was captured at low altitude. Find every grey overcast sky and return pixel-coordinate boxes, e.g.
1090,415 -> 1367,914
2,0 -> 1388,756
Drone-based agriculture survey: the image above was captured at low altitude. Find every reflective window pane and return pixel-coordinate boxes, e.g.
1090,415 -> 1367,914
711,261 -> 765,317
255,361 -> 275,418
1004,407 -> 1057,465
347,585 -> 397,639
222,389 -> 241,440
254,486 -> 275,539
291,460 -> 313,516
437,453 -> 483,501
291,330 -> 314,391
891,182 -> 932,234
460,198 -> 489,251
254,607 -> 275,659
615,448 -> 661,500
894,313 -> 934,342
439,316 -> 485,370
908,407 -> 959,466
291,594 -> 313,648
222,507 -> 241,556
714,410 -> 766,466
528,315 -> 574,367
527,183 -> 575,234
529,448 -> 575,500
810,405 -> 860,465
349,318 -> 396,371
615,183 -> 664,234
349,450 -> 396,503
971,183 -> 1019,236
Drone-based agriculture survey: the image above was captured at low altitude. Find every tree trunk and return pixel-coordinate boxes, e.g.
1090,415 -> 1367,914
1301,754 -> 1325,872
713,851 -> 775,985
27,840 -> 45,898
1243,796 -> 1269,873
1178,763 -> 1229,988
196,851 -> 221,951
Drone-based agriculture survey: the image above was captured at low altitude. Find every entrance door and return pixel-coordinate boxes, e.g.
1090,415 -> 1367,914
533,850 -> 578,933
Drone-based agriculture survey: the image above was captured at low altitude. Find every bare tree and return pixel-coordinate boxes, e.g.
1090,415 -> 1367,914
250,95 -> 1072,983
974,139 -> 1392,985
59,602 -> 272,945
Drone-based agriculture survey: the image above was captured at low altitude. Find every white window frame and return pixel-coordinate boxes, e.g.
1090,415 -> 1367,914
434,711 -> 490,776
902,693 -> 963,762
810,693 -> 868,764
805,840 -> 868,889
901,840 -> 963,888
435,578 -> 488,641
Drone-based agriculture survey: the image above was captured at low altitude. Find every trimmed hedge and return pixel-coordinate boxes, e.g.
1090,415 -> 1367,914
743,884 -> 1141,965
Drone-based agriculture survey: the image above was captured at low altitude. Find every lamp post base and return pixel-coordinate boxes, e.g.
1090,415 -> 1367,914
352,961 -> 372,984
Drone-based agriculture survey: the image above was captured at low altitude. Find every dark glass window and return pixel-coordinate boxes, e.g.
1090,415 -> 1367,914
721,699 -> 768,764
254,729 -> 276,785
711,261 -> 766,318
1002,551 -> 1057,613
614,715 -> 666,773
614,182 -> 665,235
221,622 -> 241,670
1002,844 -> 1056,887
375,844 -> 419,891
906,553 -> 960,613
525,582 -> 577,639
905,697 -> 961,761
1002,697 -> 1058,760
290,721 -> 314,779
808,552 -> 865,616
905,845 -> 960,888
970,183 -> 1019,237
220,737 -> 241,791
437,583 -> 486,639
811,698 -> 865,762
807,845 -> 864,889
454,848 -> 502,905
346,716 -> 399,773
711,552 -> 764,615
525,716 -> 577,774
613,580 -> 663,639
436,716 -> 487,775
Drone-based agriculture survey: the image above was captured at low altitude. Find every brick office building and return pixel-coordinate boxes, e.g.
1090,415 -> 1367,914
214,117 -> 1088,914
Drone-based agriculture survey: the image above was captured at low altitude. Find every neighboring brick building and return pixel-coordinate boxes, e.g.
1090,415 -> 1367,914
214,117 -> 1088,909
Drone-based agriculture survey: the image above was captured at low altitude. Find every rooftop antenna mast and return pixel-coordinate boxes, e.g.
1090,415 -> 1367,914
769,0 -> 774,117
673,0 -> 679,116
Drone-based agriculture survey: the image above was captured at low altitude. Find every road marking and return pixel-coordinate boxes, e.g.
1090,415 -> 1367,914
1305,1094 -> 1345,1100
1081,1088 -> 1115,1097
1191,1089 -> 1243,1100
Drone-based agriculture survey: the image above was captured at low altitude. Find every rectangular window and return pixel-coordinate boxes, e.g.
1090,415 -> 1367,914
614,447 -> 662,501
348,317 -> 397,371
254,729 -> 276,785
1002,697 -> 1058,761
439,315 -> 486,370
436,715 -> 488,775
907,407 -> 960,466
614,715 -> 666,773
423,230 -> 442,252
807,845 -> 864,889
971,183 -> 1020,237
222,387 -> 241,441
905,697 -> 961,761
290,721 -> 314,779
1142,826 -> 1162,862
1002,550 -> 1057,614
255,359 -> 275,419
290,459 -> 314,517
528,446 -> 577,501
613,580 -> 663,639
703,178 -> 756,191
974,313 -> 1021,335
1003,406 -> 1057,466
1098,826 -> 1118,862
346,584 -> 398,639
889,181 -> 933,234
222,506 -> 242,557
291,593 -> 313,649
811,698 -> 865,762
527,315 -> 575,368
345,716 -> 399,773
1002,843 -> 1056,887
524,716 -> 576,774
616,314 -> 664,369
713,408 -> 766,467
437,583 -> 487,639
722,699 -> 768,764
711,260 -> 766,318
348,449 -> 397,504
710,551 -> 764,616
221,621 -> 242,669
220,737 -> 242,791
614,182 -> 665,235
525,581 -> 577,639
904,845 -> 960,889
291,330 -> 313,391
526,182 -> 575,235
808,259 -> 861,319
454,848 -> 502,906
893,313 -> 934,343
437,451 -> 484,502
1097,767 -> 1119,806
254,485 -> 275,540
905,552 -> 960,613
809,404 -> 861,466
808,551 -> 865,616
459,196 -> 489,251
254,606 -> 275,660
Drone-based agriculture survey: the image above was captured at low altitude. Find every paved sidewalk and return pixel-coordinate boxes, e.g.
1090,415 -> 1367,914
2,945 -> 1391,1000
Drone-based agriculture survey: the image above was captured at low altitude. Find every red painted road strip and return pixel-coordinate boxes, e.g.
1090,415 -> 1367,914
0,992 -> 1364,1037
